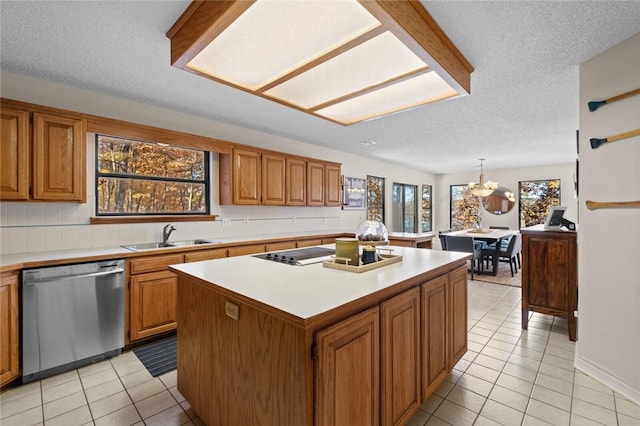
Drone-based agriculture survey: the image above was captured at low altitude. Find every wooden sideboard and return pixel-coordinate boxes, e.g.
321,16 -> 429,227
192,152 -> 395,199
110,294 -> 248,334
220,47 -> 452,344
520,226 -> 577,341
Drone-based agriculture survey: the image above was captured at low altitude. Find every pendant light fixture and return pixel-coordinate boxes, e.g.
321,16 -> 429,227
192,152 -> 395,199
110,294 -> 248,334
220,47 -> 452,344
469,158 -> 498,197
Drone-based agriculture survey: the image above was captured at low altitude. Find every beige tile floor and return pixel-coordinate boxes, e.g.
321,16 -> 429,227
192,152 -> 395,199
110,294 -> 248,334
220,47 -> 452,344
1,280 -> 639,426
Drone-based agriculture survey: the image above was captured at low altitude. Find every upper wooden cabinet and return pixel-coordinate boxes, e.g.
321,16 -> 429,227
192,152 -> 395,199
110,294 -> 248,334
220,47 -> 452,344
307,161 -> 325,206
286,157 -> 306,206
325,163 -> 342,207
261,153 -> 285,205
0,107 -> 30,200
0,103 -> 86,202
220,145 -> 341,207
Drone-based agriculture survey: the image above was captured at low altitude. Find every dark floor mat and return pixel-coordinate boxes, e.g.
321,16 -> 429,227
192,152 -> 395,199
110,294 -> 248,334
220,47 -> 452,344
133,336 -> 176,377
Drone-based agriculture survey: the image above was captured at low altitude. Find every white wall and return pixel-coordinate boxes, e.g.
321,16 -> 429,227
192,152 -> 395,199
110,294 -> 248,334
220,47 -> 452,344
0,71 -> 436,254
434,163 -> 577,245
576,33 -> 640,404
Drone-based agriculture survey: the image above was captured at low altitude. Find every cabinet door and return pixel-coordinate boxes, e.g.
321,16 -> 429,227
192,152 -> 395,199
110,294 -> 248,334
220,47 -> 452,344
448,266 -> 468,368
381,288 -> 420,426
421,275 -> 448,398
130,271 -> 178,341
286,157 -> 306,206
261,153 -> 285,205
233,148 -> 261,205
32,112 -> 86,202
307,161 -> 325,206
325,164 -> 342,206
0,108 -> 30,200
1,272 -> 20,386
527,236 -> 570,311
316,306 -> 379,426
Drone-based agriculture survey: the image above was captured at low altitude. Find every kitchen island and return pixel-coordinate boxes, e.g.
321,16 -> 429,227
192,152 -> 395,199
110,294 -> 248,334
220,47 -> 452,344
170,246 -> 471,426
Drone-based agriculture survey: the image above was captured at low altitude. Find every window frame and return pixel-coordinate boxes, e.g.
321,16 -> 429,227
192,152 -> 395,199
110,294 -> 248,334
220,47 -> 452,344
518,179 -> 561,229
392,182 -> 418,233
449,184 -> 481,230
421,184 -> 432,232
366,175 -> 386,223
94,134 -> 211,217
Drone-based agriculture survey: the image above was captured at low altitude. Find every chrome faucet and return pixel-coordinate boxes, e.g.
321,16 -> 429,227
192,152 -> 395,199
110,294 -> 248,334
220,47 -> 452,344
162,224 -> 176,245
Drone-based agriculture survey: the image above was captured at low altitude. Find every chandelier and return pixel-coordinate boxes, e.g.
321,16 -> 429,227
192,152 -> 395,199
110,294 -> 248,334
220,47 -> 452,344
469,158 -> 498,197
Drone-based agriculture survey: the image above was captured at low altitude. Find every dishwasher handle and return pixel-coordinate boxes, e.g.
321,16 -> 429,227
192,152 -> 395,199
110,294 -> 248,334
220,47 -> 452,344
23,268 -> 125,286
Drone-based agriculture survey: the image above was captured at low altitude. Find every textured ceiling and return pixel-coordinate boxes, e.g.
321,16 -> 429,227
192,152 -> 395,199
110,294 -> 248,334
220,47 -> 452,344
1,1 -> 639,174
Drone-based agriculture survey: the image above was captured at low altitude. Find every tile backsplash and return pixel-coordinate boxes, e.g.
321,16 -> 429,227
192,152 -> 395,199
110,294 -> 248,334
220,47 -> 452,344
0,199 -> 348,255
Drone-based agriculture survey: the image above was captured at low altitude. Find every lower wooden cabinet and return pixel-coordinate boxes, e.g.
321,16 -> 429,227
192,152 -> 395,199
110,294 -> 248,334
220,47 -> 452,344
316,306 -> 380,426
1,271 -> 20,386
421,275 -> 448,397
128,253 -> 184,342
316,266 -> 467,426
381,288 -> 421,426
129,271 -> 178,341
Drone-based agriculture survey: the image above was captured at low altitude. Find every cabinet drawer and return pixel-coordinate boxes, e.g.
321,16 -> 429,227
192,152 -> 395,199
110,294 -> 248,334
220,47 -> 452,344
185,249 -> 227,263
227,244 -> 265,257
266,241 -> 296,252
296,239 -> 323,248
129,254 -> 185,275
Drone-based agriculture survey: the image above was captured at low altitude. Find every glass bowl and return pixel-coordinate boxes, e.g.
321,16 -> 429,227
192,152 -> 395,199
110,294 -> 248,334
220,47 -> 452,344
355,220 -> 389,245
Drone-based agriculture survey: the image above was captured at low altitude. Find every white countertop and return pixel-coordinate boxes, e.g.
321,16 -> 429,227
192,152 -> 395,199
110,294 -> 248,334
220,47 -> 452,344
0,230 -> 352,269
170,245 -> 469,320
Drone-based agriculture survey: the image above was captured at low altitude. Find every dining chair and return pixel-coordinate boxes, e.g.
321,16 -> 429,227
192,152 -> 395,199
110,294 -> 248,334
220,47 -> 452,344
445,235 -> 482,280
438,229 -> 452,251
481,233 -> 520,277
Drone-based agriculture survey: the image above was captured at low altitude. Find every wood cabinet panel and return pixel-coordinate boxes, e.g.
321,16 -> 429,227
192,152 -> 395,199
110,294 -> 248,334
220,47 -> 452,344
130,270 -> 178,340
233,148 -> 261,205
184,248 -> 227,263
0,272 -> 20,386
381,288 -> 421,426
521,229 -> 577,341
307,161 -> 325,206
129,253 -> 184,275
421,275 -> 448,397
0,107 -> 30,200
266,241 -> 296,252
325,163 -> 341,206
448,266 -> 468,368
322,238 -> 336,244
227,244 -> 265,257
316,306 -> 380,426
262,153 -> 285,205
32,112 -> 86,202
286,157 -> 306,206
296,239 -> 323,248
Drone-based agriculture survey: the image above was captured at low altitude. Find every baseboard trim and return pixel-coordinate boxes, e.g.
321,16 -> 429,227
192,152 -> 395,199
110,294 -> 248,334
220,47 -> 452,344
574,345 -> 640,406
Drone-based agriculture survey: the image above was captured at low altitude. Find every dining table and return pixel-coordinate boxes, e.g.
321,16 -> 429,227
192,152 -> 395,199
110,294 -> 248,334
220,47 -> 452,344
445,229 -> 519,276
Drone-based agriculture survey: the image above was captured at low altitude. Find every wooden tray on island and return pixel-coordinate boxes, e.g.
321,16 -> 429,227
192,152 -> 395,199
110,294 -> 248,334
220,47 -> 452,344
322,253 -> 402,273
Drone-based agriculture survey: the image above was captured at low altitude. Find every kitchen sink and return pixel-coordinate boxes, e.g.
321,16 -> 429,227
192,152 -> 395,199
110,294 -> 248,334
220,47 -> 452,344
121,239 -> 220,251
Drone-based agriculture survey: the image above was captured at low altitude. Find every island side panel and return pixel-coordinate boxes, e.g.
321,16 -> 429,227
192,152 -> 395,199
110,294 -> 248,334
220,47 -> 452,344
177,275 -> 308,426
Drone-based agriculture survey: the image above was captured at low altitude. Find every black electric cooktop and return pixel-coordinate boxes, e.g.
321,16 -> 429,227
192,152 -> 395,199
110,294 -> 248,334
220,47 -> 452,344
253,247 -> 335,265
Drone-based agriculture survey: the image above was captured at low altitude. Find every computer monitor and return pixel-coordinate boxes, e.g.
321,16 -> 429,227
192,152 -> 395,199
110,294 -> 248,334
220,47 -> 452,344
543,206 -> 568,230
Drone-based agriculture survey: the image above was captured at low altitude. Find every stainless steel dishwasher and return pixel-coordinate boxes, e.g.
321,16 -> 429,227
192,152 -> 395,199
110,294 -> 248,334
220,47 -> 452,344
22,259 -> 125,383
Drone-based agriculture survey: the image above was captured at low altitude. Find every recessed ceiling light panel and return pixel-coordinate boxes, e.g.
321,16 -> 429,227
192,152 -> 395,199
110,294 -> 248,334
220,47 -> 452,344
168,0 -> 473,125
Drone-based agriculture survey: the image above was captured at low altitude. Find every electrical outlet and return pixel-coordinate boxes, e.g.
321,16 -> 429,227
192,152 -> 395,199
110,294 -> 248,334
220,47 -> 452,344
222,218 -> 231,225
225,301 -> 239,320
243,217 -> 249,224
323,217 -> 327,225
292,217 -> 296,224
